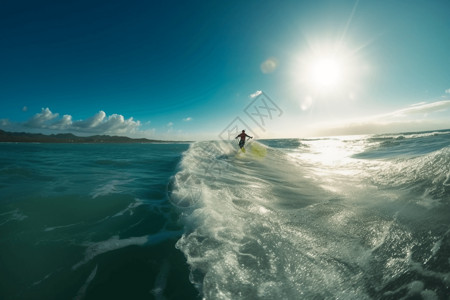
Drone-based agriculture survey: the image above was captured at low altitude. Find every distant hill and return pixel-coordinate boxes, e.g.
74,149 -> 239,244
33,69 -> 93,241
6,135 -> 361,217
0,130 -> 188,143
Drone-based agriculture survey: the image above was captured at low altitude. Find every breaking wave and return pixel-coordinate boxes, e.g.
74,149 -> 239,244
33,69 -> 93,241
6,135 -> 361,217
171,132 -> 450,299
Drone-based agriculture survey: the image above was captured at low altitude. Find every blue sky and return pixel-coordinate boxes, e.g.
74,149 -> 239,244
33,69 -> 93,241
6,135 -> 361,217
1,0 -> 450,140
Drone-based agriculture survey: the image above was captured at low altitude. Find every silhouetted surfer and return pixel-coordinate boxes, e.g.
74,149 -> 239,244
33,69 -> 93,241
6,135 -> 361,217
235,130 -> 253,149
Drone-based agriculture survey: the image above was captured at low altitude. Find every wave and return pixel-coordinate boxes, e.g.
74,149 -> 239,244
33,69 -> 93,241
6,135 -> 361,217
354,130 -> 450,159
366,147 -> 450,208
169,140 -> 330,211
170,140 -> 364,298
170,137 -> 450,299
369,128 -> 450,141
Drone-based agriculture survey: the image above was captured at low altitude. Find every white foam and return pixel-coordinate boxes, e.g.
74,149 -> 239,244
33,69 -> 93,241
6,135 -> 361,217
44,222 -> 79,232
73,230 -> 182,270
443,172 -> 450,186
151,259 -> 170,300
368,147 -> 450,208
173,138 -> 450,298
374,130 -> 450,140
112,198 -> 146,217
90,178 -> 134,199
73,235 -> 147,270
0,209 -> 27,226
421,289 -> 439,300
173,140 -> 373,298
32,272 -> 53,286
384,280 -> 439,300
74,265 -> 98,300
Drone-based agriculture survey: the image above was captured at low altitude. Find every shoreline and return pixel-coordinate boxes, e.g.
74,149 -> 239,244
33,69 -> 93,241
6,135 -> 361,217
0,129 -> 192,144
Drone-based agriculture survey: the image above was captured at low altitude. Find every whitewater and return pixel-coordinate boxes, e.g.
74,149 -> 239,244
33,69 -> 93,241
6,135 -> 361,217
171,130 -> 450,299
0,129 -> 449,299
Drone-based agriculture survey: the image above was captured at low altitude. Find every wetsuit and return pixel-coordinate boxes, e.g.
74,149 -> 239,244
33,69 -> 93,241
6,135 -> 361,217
236,132 -> 251,148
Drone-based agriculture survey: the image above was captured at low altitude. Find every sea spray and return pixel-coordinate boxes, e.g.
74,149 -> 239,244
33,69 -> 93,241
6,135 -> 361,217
173,131 -> 450,299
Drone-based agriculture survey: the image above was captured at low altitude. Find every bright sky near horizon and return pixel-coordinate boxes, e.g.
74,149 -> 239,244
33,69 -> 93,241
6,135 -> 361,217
1,0 -> 450,140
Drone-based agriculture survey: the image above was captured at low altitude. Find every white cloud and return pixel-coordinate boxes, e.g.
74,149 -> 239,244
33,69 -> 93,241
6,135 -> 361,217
167,122 -> 174,127
52,114 -> 73,129
250,90 -> 262,98
445,88 -> 450,94
182,117 -> 192,122
25,107 -> 59,128
2,108 -> 141,135
73,111 -> 106,129
73,112 -> 140,134
383,100 -> 450,118
0,119 -> 11,127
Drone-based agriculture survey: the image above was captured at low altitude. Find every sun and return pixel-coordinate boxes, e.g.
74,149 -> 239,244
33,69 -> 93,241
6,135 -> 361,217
292,40 -> 366,102
294,42 -> 357,94
307,55 -> 345,90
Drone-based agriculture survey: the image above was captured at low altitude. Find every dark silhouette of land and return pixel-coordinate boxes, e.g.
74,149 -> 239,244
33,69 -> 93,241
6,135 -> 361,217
0,130 -> 189,143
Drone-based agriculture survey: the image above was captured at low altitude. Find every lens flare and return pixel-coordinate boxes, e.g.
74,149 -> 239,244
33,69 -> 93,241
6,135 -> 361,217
261,57 -> 278,74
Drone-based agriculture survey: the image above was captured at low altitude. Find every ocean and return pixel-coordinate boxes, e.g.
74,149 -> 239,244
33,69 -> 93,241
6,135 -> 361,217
1,130 -> 449,299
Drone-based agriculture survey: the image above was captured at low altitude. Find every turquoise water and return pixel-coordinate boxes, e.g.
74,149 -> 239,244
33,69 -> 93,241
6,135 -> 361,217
0,143 -> 197,299
1,130 -> 450,299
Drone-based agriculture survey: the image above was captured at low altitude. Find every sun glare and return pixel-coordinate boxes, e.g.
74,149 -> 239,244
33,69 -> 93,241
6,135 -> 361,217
295,41 -> 359,95
310,57 -> 343,89
292,40 -> 367,111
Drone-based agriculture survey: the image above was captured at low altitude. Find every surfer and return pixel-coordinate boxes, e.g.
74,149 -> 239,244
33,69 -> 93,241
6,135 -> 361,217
235,130 -> 253,149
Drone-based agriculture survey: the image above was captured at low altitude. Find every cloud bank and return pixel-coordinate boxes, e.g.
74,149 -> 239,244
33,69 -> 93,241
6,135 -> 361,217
1,108 -> 141,135
312,100 -> 450,136
382,100 -> 450,117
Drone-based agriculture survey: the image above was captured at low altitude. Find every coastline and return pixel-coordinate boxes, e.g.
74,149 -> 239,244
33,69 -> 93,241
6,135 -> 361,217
0,130 -> 191,144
